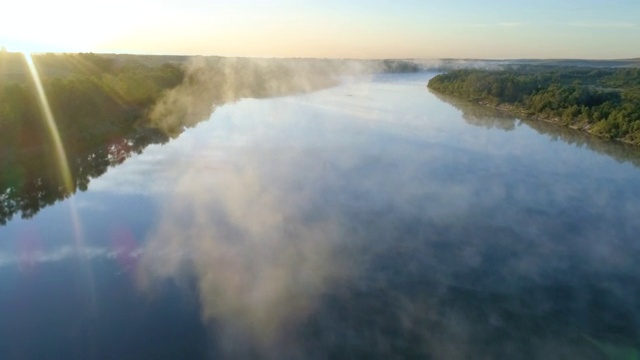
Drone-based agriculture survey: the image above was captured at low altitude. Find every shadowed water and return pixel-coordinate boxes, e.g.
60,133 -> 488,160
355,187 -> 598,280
1,73 -> 640,359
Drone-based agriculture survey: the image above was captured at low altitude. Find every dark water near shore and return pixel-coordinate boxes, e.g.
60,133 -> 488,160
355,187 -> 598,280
1,73 -> 640,359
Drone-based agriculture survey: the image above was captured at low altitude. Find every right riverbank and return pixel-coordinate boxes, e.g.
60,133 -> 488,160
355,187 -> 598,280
427,67 -> 640,145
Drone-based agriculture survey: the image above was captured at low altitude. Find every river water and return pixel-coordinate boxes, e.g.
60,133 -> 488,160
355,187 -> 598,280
1,72 -> 640,359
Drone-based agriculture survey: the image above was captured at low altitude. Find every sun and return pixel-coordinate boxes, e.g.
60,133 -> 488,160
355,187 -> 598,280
0,0 -> 152,53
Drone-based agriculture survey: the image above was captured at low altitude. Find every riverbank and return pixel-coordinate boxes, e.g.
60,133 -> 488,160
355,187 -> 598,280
427,67 -> 640,146
478,101 -> 640,146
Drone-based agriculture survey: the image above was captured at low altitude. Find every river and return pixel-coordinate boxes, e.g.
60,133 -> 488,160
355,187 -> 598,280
1,72 -> 639,359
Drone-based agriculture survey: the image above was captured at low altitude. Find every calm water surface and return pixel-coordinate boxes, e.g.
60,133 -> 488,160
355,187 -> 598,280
1,73 -> 640,359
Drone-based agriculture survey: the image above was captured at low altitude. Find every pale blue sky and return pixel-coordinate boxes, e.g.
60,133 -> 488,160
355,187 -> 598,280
1,0 -> 638,58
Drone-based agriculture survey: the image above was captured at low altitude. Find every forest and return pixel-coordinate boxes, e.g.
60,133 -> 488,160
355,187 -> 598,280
1,53 -> 184,151
427,66 -> 640,144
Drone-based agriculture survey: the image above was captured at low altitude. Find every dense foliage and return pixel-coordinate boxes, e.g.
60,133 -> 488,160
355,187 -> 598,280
0,53 -> 183,152
428,67 -> 640,144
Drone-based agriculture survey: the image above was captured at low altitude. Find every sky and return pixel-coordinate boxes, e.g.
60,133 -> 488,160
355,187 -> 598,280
1,0 -> 639,59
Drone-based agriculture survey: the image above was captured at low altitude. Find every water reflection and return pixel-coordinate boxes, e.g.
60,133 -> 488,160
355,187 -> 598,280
136,79 -> 640,358
0,128 -> 169,225
433,89 -> 640,167
2,73 -> 640,359
431,91 -> 518,131
138,151 -> 353,356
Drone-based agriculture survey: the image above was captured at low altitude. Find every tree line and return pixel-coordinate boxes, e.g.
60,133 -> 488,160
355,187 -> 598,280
0,53 -> 184,152
427,66 -> 640,144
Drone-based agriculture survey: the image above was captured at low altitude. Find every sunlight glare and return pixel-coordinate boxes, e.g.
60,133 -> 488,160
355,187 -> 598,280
24,52 -> 97,322
1,0 -> 156,53
23,53 -> 74,193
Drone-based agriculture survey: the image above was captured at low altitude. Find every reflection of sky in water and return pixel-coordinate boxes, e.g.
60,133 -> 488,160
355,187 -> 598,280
1,73 -> 640,359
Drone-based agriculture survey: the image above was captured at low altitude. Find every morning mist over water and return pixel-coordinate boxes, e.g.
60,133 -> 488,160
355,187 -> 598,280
1,63 -> 639,359
3,0 -> 640,357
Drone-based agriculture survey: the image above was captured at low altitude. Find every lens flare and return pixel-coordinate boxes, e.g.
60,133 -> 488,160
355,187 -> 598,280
23,53 -> 97,335
23,53 -> 74,193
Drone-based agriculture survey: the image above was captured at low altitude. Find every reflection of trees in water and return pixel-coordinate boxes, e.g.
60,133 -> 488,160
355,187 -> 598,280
0,127 -> 170,225
432,89 -> 640,167
523,119 -> 640,167
431,90 -> 517,131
